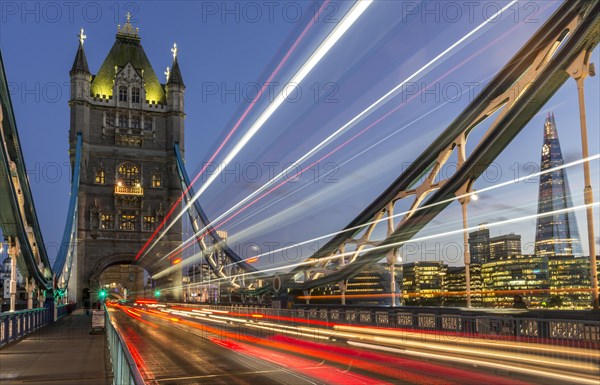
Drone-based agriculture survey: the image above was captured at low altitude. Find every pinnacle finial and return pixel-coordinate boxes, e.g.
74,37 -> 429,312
171,43 -> 178,61
117,11 -> 138,37
165,66 -> 170,82
78,28 -> 87,45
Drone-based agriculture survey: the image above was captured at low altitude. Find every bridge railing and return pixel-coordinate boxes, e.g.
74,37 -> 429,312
105,305 -> 146,385
169,302 -> 599,370
0,307 -> 52,347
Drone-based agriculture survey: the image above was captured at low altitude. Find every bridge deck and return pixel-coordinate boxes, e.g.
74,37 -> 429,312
0,309 -> 112,385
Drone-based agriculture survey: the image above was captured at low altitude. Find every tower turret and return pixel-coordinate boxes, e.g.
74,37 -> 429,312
70,28 -> 92,101
69,28 -> 92,144
166,43 -> 185,149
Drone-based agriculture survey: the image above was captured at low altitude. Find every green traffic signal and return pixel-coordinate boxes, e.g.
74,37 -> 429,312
99,289 -> 108,299
154,289 -> 161,298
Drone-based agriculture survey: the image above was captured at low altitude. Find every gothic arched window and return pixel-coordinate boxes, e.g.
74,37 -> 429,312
90,202 -> 100,230
95,169 -> 105,184
117,163 -> 140,186
118,86 -> 128,102
131,115 -> 141,129
131,87 -> 140,103
119,211 -> 137,231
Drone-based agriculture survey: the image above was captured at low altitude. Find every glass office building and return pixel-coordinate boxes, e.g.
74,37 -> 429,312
535,113 -> 582,257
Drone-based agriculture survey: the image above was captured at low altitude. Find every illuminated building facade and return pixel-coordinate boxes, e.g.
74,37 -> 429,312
480,255 -> 549,307
534,113 -> 582,257
306,264 -> 400,306
489,233 -> 522,261
547,256 -> 595,309
445,264 -> 482,307
69,18 -> 185,304
469,224 -> 490,264
402,261 -> 447,306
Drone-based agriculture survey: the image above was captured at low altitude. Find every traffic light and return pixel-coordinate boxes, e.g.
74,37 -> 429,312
154,289 -> 161,298
99,289 -> 108,300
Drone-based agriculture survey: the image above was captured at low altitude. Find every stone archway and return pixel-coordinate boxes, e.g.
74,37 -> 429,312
84,252 -> 182,303
87,254 -> 148,304
98,265 -> 146,301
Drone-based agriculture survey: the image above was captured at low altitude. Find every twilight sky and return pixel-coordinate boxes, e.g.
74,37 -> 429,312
1,1 -> 598,272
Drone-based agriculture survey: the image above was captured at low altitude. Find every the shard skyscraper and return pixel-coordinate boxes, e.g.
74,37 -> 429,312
535,113 -> 582,257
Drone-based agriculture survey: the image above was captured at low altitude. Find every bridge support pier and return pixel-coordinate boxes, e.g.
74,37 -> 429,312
37,289 -> 44,308
26,278 -> 33,309
458,190 -> 473,308
387,251 -> 398,307
339,281 -> 346,305
568,50 -> 598,309
303,290 -> 310,305
8,238 -> 19,312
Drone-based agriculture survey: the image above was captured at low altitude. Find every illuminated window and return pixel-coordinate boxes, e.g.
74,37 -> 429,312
95,170 -> 105,184
131,87 -> 140,103
151,174 -> 162,188
101,214 -> 114,230
116,135 -> 142,147
118,86 -> 128,102
118,163 -> 140,186
120,211 -> 137,231
143,216 -> 155,231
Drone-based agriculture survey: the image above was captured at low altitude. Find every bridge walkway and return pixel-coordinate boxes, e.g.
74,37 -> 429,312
0,309 -> 112,385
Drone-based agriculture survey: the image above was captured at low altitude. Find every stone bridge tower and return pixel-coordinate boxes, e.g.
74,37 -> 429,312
68,17 -> 185,304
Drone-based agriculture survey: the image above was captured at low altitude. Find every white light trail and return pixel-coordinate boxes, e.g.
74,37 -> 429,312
217,154 -> 600,270
348,342 -> 600,385
152,154 -> 598,278
157,197 -> 599,287
223,85 -> 473,241
139,0 -> 374,261
170,1 -> 519,261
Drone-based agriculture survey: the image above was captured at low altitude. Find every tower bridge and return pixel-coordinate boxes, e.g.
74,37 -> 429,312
68,17 -> 185,305
0,1 -> 599,384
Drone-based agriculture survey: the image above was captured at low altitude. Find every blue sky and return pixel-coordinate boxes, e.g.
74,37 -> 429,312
1,1 -> 598,271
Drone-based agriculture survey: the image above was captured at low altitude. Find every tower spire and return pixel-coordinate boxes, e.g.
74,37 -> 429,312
70,28 -> 90,75
167,43 -> 184,86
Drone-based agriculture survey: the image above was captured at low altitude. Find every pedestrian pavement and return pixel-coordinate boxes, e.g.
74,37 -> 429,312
0,309 -> 112,385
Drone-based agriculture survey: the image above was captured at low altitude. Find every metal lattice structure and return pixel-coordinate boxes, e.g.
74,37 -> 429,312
286,0 -> 600,291
175,144 -> 263,290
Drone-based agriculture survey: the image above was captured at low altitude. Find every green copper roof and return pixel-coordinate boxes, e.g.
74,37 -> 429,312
91,33 -> 165,104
